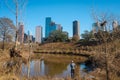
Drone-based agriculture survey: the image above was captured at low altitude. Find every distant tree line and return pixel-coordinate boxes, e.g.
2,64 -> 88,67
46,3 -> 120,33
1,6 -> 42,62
45,30 -> 68,43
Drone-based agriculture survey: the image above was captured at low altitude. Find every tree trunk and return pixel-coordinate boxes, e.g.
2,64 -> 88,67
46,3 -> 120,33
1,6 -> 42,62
2,32 -> 5,50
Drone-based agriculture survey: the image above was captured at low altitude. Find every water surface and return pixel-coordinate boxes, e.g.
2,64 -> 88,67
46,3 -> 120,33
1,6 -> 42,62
21,59 -> 92,78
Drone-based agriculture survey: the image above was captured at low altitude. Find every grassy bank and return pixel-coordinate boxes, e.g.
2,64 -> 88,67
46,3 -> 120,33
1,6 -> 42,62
0,41 -> 120,80
0,49 -> 87,80
86,40 -> 120,80
32,53 -> 87,63
34,41 -> 120,80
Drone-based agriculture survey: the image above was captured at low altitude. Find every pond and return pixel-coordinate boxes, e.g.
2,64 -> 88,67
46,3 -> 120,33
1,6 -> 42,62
21,59 -> 93,78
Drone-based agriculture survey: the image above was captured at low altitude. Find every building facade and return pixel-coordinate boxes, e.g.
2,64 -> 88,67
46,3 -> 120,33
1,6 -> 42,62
18,22 -> 24,44
112,20 -> 118,31
92,22 -> 99,34
35,26 -> 42,43
92,21 -> 107,33
73,20 -> 80,39
45,17 -> 62,38
24,33 -> 28,43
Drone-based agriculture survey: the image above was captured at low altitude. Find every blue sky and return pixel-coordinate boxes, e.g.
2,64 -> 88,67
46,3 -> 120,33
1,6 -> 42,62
0,0 -> 120,37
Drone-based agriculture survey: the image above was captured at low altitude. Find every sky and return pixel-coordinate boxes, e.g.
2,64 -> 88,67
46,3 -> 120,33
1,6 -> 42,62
0,0 -> 120,37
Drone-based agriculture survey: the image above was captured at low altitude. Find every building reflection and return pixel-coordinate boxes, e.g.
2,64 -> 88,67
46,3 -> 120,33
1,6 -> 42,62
34,60 -> 41,76
40,60 -> 45,76
21,60 -> 78,78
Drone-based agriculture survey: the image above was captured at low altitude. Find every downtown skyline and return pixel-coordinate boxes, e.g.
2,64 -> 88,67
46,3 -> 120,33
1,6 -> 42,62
0,0 -> 120,38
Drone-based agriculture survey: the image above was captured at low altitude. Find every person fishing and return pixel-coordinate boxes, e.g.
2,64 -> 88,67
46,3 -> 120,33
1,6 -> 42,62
70,60 -> 76,78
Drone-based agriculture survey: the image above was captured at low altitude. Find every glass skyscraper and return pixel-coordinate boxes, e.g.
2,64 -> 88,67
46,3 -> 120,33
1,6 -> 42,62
45,17 -> 51,37
73,20 -> 80,38
45,17 -> 62,38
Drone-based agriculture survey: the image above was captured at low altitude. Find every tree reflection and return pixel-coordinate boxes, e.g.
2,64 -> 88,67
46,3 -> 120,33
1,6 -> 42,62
44,61 -> 68,77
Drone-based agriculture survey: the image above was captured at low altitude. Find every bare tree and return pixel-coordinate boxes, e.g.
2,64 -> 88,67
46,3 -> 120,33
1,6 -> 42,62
91,9 -> 120,33
4,0 -> 27,49
0,17 -> 16,50
91,9 -> 120,80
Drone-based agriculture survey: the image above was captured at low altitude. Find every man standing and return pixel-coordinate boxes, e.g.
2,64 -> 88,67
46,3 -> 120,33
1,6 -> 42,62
70,60 -> 76,78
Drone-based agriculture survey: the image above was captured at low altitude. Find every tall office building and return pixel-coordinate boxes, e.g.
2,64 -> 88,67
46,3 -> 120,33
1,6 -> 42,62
92,21 -> 108,33
45,17 -> 63,37
112,20 -> 118,30
73,20 -> 80,39
18,22 -> 24,44
24,33 -> 28,43
35,26 -> 42,43
45,17 -> 51,37
92,22 -> 99,34
57,24 -> 63,31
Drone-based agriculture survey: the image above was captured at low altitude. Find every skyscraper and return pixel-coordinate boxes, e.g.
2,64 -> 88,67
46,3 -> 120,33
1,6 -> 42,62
18,22 -> 24,44
35,26 -> 42,43
92,22 -> 99,34
73,20 -> 80,39
45,17 -> 51,38
57,24 -> 63,31
92,21 -> 107,33
45,17 -> 63,38
112,20 -> 118,30
24,33 -> 28,43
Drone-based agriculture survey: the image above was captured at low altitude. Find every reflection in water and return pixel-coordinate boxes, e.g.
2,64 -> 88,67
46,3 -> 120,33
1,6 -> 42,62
44,61 -> 68,77
60,64 -> 71,77
80,63 -> 95,79
31,60 -> 40,76
21,60 -> 91,78
21,60 -> 71,77
80,63 -> 87,78
40,60 -> 45,76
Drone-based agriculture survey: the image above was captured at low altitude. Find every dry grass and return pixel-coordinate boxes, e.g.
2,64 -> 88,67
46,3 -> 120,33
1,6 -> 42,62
32,54 -> 87,63
0,41 -> 120,80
